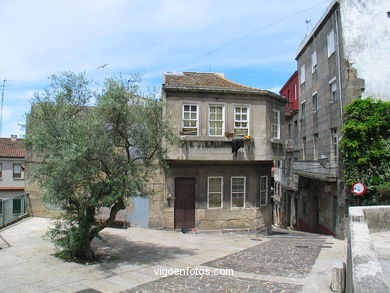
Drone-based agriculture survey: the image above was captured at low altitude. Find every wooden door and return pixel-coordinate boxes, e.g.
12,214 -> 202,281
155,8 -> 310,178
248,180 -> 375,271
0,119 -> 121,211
174,178 -> 195,229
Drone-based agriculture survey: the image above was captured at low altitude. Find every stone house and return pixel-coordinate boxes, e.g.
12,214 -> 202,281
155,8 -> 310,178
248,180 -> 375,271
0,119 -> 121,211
148,72 -> 286,230
290,0 -> 389,237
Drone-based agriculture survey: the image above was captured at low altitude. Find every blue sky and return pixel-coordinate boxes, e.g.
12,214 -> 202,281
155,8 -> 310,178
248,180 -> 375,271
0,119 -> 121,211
0,0 -> 330,138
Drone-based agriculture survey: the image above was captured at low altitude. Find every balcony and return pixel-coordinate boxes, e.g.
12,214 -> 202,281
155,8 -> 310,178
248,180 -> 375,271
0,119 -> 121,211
293,160 -> 338,182
285,137 -> 299,152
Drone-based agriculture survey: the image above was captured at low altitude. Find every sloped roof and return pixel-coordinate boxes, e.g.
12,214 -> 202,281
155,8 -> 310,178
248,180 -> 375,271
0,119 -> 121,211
0,138 -> 25,158
163,72 -> 286,102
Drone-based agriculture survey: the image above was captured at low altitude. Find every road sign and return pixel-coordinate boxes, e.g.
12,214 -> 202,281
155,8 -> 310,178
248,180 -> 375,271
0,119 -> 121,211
352,182 -> 366,195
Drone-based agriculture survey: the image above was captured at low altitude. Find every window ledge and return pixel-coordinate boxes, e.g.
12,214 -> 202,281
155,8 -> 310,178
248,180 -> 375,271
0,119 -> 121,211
181,136 -> 233,142
271,137 -> 283,144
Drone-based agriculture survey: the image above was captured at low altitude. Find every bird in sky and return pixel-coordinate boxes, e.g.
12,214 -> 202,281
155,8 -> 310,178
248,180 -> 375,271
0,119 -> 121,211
96,64 -> 109,69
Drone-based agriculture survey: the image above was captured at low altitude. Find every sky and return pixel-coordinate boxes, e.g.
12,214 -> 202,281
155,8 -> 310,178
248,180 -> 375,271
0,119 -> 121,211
0,0 -> 331,138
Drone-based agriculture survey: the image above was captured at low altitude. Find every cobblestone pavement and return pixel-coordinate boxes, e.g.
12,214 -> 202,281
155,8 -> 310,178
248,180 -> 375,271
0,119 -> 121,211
205,238 -> 325,278
128,237 -> 327,292
126,274 -> 302,293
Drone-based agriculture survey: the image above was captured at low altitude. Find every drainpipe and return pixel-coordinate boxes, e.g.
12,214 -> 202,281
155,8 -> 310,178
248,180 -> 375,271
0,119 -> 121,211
335,7 -> 344,123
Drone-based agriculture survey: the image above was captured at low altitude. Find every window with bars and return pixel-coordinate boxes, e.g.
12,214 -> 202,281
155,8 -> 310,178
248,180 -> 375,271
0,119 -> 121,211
182,104 -> 198,135
272,110 -> 280,138
260,176 -> 268,206
231,176 -> 245,208
208,177 -> 223,208
234,106 -> 249,136
13,163 -> 22,179
209,105 -> 224,136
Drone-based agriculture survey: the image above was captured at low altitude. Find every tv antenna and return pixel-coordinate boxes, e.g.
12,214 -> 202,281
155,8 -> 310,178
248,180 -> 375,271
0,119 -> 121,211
305,20 -> 311,33
0,79 -> 6,137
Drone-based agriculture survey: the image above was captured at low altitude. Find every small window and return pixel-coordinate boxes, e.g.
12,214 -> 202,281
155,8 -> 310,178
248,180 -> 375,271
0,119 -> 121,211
0,163 -> 2,178
312,92 -> 318,111
303,137 -> 307,159
182,104 -> 198,135
294,84 -> 297,100
301,101 -> 306,117
327,30 -> 335,57
0,200 -> 2,214
332,128 -> 338,162
13,163 -> 22,179
260,176 -> 268,206
234,106 -> 249,136
231,176 -> 245,208
208,177 -> 223,208
314,133 -> 319,160
209,105 -> 224,136
300,65 -> 306,84
272,110 -> 280,138
311,51 -> 317,73
329,79 -> 337,102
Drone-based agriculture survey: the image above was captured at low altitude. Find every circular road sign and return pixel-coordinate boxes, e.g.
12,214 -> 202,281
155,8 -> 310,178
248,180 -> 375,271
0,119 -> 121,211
352,182 -> 367,195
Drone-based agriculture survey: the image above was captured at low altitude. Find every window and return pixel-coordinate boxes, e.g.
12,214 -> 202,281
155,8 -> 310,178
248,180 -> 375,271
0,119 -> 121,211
208,177 -> 223,208
303,137 -> 307,159
301,101 -> 306,117
0,163 -> 2,178
312,92 -> 318,111
332,128 -> 338,162
260,176 -> 268,206
314,133 -> 319,160
300,65 -> 305,84
208,105 -> 224,136
234,106 -> 249,136
329,78 -> 337,102
327,29 -> 335,57
311,51 -> 317,73
182,104 -> 198,135
231,176 -> 245,208
294,84 -> 297,100
288,123 -> 291,138
0,200 -> 2,214
13,163 -> 22,179
272,110 -> 280,138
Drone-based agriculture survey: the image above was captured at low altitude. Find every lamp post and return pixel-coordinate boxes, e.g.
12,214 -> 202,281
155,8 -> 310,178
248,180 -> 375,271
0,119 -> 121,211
318,153 -> 329,168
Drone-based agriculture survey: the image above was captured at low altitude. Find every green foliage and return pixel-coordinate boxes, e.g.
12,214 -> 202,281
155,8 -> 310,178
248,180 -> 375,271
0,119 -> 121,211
26,72 -> 179,261
340,98 -> 390,205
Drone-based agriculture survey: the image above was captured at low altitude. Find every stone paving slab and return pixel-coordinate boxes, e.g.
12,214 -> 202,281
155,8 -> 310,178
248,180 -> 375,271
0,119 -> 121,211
204,238 -> 325,278
125,274 -> 303,293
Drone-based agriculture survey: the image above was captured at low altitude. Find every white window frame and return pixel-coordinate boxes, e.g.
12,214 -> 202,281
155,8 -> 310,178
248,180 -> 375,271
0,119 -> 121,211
13,163 -> 22,179
311,51 -> 317,73
312,91 -> 318,112
234,106 -> 250,136
207,176 -> 223,209
182,104 -> 199,135
329,77 -> 337,102
271,109 -> 280,139
260,176 -> 268,206
327,29 -> 335,57
300,65 -> 306,84
231,176 -> 246,208
294,84 -> 297,100
208,104 -> 225,136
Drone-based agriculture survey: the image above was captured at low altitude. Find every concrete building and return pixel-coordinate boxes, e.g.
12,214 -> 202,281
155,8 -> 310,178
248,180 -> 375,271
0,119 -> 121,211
148,72 -> 286,230
292,0 -> 389,237
0,136 -> 26,199
276,71 -> 300,228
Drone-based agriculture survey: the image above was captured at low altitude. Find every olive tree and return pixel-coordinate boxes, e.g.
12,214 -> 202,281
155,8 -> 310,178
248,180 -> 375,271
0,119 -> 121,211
26,72 -> 177,261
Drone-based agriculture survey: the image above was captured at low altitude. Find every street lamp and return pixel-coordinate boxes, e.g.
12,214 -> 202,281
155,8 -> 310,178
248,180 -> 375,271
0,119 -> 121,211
318,153 -> 330,168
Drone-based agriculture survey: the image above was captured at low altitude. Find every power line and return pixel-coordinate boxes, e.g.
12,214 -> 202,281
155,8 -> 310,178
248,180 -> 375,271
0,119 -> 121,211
171,0 -> 330,71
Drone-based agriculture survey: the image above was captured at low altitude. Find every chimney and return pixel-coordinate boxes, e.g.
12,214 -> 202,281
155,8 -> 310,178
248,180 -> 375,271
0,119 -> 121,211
10,134 -> 17,141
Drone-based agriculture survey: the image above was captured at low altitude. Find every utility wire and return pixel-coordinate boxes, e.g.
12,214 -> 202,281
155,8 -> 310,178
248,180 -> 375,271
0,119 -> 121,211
171,0 -> 331,71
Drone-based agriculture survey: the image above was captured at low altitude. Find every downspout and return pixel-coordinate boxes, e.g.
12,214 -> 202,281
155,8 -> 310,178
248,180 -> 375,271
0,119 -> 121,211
335,7 -> 344,123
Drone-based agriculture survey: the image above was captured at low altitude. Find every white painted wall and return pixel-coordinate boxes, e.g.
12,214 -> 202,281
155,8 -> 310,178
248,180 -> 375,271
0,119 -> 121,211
340,0 -> 390,101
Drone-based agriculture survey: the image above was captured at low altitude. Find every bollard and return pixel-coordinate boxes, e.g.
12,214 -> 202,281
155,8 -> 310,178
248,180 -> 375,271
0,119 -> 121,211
331,261 -> 345,292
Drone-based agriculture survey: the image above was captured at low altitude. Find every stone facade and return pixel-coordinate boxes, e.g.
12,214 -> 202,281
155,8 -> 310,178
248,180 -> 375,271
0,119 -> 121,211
152,72 -> 286,230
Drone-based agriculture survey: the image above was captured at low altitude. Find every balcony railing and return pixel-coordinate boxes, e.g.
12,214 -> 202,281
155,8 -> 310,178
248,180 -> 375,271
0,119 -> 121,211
0,194 -> 30,227
293,160 -> 338,181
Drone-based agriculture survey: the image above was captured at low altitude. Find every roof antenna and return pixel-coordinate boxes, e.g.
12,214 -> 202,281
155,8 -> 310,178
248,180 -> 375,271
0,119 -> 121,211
305,20 -> 311,33
0,78 -> 6,138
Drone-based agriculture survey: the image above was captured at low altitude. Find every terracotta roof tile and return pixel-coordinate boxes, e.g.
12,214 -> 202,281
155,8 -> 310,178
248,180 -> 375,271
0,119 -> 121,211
0,138 -> 25,158
164,72 -> 261,91
0,187 -> 25,191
